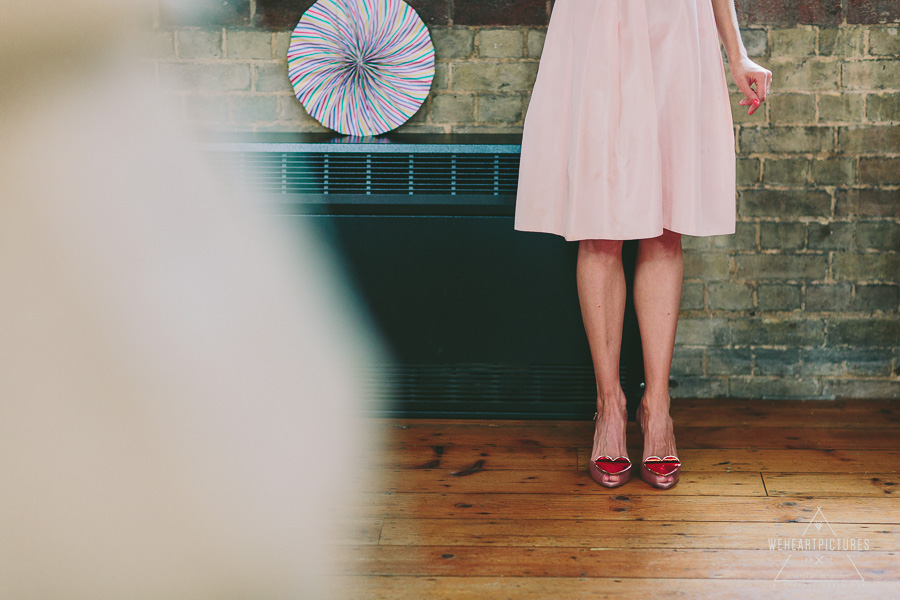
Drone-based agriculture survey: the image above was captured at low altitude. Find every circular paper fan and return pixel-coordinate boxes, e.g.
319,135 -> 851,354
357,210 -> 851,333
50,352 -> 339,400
287,0 -> 435,136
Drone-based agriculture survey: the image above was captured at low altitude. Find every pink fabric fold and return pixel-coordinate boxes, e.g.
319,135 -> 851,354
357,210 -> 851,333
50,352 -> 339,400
514,0 -> 736,240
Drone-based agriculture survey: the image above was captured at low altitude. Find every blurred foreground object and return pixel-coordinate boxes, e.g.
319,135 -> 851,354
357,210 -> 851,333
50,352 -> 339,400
0,1 -> 386,598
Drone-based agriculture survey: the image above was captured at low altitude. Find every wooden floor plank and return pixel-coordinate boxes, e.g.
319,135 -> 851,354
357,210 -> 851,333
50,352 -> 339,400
337,575 -> 899,600
383,445 -> 579,470
576,448 -> 900,473
383,423 -> 900,450
350,493 -> 900,524
365,469 -> 765,496
763,473 -> 900,497
373,522 -> 898,551
383,446 -> 900,473
374,398 -> 900,429
338,545 -> 898,577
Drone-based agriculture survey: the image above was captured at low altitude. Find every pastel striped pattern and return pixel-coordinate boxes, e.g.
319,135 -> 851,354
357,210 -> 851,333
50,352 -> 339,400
287,0 -> 435,136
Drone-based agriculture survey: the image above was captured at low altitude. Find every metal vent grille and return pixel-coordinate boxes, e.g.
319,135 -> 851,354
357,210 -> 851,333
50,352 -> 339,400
364,363 -> 598,419
208,150 -> 521,197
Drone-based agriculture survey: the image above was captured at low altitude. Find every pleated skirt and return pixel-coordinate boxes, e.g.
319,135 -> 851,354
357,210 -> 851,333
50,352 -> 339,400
514,0 -> 736,240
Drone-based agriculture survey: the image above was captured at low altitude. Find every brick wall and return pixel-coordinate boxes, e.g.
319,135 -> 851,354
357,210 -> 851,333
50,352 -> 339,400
141,1 -> 900,399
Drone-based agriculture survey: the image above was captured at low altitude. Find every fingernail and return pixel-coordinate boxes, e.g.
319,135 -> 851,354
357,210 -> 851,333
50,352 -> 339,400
752,98 -> 760,105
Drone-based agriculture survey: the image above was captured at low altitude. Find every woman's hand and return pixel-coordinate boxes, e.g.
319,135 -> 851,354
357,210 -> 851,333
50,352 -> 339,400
731,56 -> 772,116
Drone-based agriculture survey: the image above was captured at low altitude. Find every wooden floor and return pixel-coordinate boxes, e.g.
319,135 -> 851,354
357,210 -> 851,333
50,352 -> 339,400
334,399 -> 900,599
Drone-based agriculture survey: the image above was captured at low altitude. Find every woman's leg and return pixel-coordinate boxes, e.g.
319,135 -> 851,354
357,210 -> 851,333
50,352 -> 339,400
576,239 -> 629,485
633,228 -> 682,486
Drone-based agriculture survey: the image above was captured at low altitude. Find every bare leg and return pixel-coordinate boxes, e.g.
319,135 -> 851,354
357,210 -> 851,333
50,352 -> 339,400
633,229 -> 682,486
577,239 -> 629,485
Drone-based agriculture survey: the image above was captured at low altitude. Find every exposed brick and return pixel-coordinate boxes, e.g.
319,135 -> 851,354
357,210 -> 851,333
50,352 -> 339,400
433,63 -> 450,90
741,1 -> 842,27
817,27 -> 866,56
843,60 -> 900,90
807,221 -> 855,250
758,283 -> 802,310
773,59 -> 840,91
674,318 -> 730,346
669,377 -> 728,399
827,317 -> 900,345
730,93 -> 763,125
735,254 -> 829,280
709,221 -> 758,251
671,348 -> 705,377
818,93 -> 864,122
451,61 -> 538,92
526,29 -> 546,58
867,93 -> 900,121
856,220 -> 900,250
847,1 -> 900,25
477,29 -> 524,58
799,348 -> 853,376
835,188 -> 898,217
739,126 -> 833,153
707,348 -> 752,376
868,26 -> 900,55
454,0 -> 548,26
476,94 -> 523,123
833,252 -> 900,282
755,348 -> 802,375
769,94 -> 816,125
709,282 -> 755,310
681,235 -> 708,251
160,0 -> 251,27
431,93 -> 475,123
759,221 -> 805,250
732,317 -> 825,346
762,158 -> 809,186
255,63 -> 291,92
742,28 -> 768,57
729,376 -> 821,399
838,126 -> 900,154
805,283 -> 852,311
810,158 -> 855,186
432,28 -> 475,60
739,189 -> 831,218
177,29 -> 223,59
852,284 -> 900,311
801,348 -> 893,377
226,31 -> 272,59
680,282 -> 706,310
405,0 -> 452,26
273,31 -> 291,59
859,158 -> 900,185
770,28 -> 817,57
683,252 -> 732,280
736,158 -> 761,186
257,0 -> 451,28
277,95 -> 321,127
160,62 -> 251,91
231,94 -> 278,123
821,379 -> 900,400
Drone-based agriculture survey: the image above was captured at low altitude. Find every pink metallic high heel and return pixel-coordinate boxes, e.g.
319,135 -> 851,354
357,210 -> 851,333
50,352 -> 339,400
635,401 -> 681,490
589,412 -> 632,488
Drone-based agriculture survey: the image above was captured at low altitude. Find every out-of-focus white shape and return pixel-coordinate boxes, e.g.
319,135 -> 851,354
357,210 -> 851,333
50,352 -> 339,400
0,1 -> 386,598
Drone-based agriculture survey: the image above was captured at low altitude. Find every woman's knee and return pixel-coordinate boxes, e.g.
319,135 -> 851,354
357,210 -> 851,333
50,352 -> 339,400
640,229 -> 682,255
579,238 -> 624,257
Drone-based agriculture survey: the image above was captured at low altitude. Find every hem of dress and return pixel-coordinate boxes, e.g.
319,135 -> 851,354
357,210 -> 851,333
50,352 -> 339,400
513,223 -> 737,242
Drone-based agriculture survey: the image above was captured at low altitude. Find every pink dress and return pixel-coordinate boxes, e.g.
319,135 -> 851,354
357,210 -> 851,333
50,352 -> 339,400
514,0 -> 736,240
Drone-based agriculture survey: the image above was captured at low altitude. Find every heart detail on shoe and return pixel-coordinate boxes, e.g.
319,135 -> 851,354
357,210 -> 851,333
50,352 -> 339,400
594,456 -> 632,475
642,455 -> 681,476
